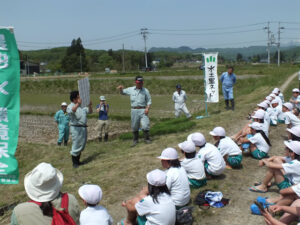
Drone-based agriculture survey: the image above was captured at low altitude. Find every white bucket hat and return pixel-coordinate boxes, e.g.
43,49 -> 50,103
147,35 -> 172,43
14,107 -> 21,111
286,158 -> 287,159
99,96 -> 106,101
78,184 -> 102,205
209,127 -> 226,137
284,141 -> 300,155
191,132 -> 206,147
158,147 -> 178,160
292,88 -> 300,93
287,127 -> 300,138
283,102 -> 293,111
178,140 -> 196,153
147,169 -> 166,186
249,122 -> 262,130
257,102 -> 268,109
252,109 -> 265,119
61,102 -> 67,106
24,163 -> 63,202
265,96 -> 272,101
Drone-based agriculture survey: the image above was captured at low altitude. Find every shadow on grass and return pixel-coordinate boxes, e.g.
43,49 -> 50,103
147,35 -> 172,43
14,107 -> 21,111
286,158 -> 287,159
211,174 -> 226,180
81,151 -> 102,165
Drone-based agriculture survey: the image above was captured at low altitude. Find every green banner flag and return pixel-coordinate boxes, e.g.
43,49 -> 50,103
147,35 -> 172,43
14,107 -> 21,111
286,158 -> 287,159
0,27 -> 20,184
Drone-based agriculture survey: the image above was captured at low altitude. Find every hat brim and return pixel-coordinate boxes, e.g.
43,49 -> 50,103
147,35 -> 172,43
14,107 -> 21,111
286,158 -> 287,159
24,168 -> 63,202
209,131 -> 217,136
157,156 -> 178,160
286,128 -> 300,137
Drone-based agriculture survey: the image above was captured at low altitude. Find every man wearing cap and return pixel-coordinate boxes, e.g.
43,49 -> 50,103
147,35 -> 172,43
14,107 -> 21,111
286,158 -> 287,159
67,91 -> 93,168
11,162 -> 80,225
172,84 -> 191,118
220,66 -> 236,110
117,76 -> 152,146
96,96 -> 109,142
54,102 -> 70,146
290,88 -> 300,112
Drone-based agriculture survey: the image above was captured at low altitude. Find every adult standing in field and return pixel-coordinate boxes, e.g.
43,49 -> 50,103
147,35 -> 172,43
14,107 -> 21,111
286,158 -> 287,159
96,96 -> 109,142
67,91 -> 92,168
172,84 -> 192,118
220,66 -> 237,110
117,76 -> 152,147
54,102 -> 70,146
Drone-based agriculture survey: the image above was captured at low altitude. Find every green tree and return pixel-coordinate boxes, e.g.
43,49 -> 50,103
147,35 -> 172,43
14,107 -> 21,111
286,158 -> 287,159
236,53 -> 244,62
98,53 -> 114,70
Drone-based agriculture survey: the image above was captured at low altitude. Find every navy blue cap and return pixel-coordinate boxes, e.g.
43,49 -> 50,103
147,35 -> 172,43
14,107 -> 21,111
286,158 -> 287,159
176,84 -> 181,89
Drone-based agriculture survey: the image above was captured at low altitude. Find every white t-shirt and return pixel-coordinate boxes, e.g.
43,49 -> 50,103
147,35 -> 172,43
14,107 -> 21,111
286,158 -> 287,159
292,183 -> 300,197
135,193 -> 176,225
282,160 -> 300,184
181,157 -> 206,180
79,205 -> 113,225
172,90 -> 187,105
248,133 -> 270,153
285,111 -> 300,127
261,121 -> 269,137
264,112 -> 271,126
275,96 -> 283,106
218,137 -> 242,157
197,143 -> 226,175
166,167 -> 190,206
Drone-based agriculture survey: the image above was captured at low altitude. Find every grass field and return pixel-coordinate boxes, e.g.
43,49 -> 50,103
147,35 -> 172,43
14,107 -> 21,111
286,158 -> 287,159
1,64 -> 300,225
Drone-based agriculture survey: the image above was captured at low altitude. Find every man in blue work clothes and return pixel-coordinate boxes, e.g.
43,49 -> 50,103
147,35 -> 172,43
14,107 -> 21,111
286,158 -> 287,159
117,76 -> 152,147
54,102 -> 70,146
220,66 -> 236,110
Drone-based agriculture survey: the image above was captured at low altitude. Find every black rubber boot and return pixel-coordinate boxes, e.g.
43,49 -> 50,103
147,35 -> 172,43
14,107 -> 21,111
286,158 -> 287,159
230,99 -> 235,111
131,131 -> 139,147
72,156 -> 79,168
143,130 -> 151,144
98,137 -> 102,142
77,153 -> 83,165
225,100 -> 229,110
64,141 -> 67,146
57,142 -> 62,146
104,133 -> 108,142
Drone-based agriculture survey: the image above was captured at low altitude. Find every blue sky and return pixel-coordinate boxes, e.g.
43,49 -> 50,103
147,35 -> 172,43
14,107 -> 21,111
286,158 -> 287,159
1,0 -> 300,50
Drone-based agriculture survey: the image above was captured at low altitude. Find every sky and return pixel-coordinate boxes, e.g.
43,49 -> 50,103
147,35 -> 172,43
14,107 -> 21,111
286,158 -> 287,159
1,0 -> 300,51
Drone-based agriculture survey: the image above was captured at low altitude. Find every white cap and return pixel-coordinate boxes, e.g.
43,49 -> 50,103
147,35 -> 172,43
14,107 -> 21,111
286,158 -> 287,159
61,102 -> 67,106
209,127 -> 226,137
257,102 -> 268,109
284,141 -> 300,155
265,96 -> 272,101
252,109 -> 265,119
191,132 -> 206,147
264,100 -> 271,106
270,94 -> 276,98
283,102 -> 293,111
287,127 -> 300,138
158,147 -> 178,160
292,88 -> 300,93
99,96 -> 106,101
249,122 -> 262,130
271,99 -> 279,105
178,140 -> 196,153
24,163 -> 63,202
272,88 -> 280,94
187,133 -> 193,142
78,184 -> 102,205
146,169 -> 167,186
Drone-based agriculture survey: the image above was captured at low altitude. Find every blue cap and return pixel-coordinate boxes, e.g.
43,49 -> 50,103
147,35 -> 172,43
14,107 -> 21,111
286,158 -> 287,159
176,84 -> 181,89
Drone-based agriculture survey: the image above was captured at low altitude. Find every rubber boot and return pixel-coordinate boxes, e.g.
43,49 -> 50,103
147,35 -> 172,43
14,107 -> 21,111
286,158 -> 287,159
98,137 -> 102,142
57,142 -> 62,146
77,153 -> 84,165
131,131 -> 139,147
225,100 -> 229,110
230,99 -> 235,111
72,156 -> 79,168
143,130 -> 151,144
104,133 -> 108,142
64,141 -> 67,146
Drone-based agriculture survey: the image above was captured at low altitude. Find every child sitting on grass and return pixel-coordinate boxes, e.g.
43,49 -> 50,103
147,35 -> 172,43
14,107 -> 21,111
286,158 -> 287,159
158,147 -> 191,209
287,126 -> 300,141
239,122 -> 271,159
189,132 -> 226,177
78,184 -> 113,225
119,169 -> 176,225
249,141 -> 300,193
210,126 -> 242,169
283,102 -> 300,128
178,140 -> 206,188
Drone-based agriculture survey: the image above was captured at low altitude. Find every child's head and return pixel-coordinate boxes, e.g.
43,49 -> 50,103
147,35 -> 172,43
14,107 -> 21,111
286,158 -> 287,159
269,94 -> 276,100
61,102 -> 67,112
252,109 -> 265,123
99,96 -> 106,103
271,99 -> 279,108
272,88 -> 280,96
282,102 -> 293,112
147,169 -> 170,203
287,127 -> 300,141
257,102 -> 268,111
249,122 -> 261,135
158,148 -> 180,169
78,184 -> 102,207
284,141 -> 300,160
209,126 -> 226,141
265,96 -> 272,102
178,140 -> 196,159
188,132 -> 206,148
292,88 -> 299,98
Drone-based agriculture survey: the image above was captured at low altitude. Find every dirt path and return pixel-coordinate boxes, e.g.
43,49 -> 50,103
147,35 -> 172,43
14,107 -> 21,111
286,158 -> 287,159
280,72 -> 298,91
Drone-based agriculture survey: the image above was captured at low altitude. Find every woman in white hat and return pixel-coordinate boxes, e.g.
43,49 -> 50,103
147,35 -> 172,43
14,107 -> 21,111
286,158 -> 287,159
78,184 -> 113,225
158,147 -> 190,209
119,169 -> 176,225
11,163 -> 80,225
249,141 -> 300,195
210,127 -> 242,169
239,122 -> 271,159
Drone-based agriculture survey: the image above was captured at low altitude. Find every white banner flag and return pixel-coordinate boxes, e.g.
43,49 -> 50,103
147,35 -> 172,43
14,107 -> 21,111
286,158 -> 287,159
204,53 -> 219,103
78,77 -> 90,107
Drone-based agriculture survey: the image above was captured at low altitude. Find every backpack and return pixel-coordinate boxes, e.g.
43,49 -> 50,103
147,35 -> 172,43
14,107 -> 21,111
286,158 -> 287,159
30,193 -> 76,225
176,206 -> 193,225
194,190 -> 229,209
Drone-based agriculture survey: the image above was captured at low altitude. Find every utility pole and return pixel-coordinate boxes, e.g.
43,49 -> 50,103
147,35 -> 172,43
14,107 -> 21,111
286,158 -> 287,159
79,52 -> 82,74
26,55 -> 29,75
141,28 -> 149,69
277,22 -> 284,67
263,22 -> 271,65
122,43 -> 125,73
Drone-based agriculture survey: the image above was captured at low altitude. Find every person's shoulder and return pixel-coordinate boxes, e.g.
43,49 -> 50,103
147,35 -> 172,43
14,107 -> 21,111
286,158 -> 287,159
13,202 -> 40,214
143,87 -> 150,93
